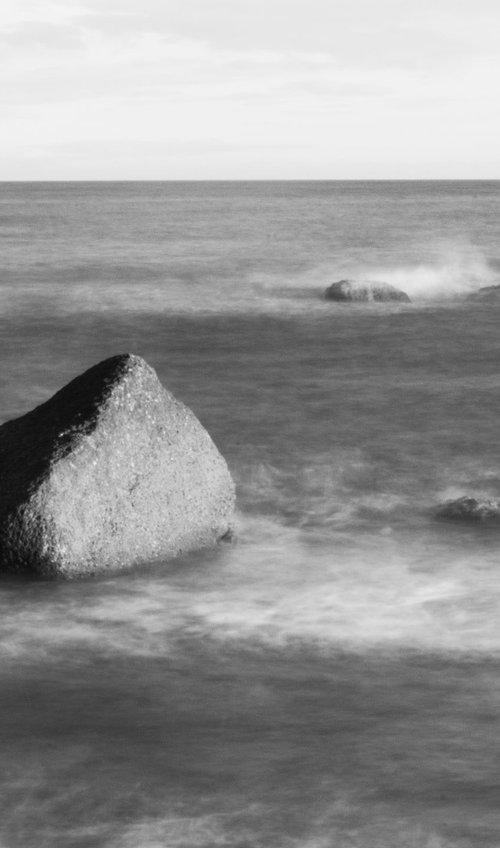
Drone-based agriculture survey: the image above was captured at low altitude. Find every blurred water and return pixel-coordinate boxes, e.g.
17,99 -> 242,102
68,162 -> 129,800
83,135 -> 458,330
1,182 -> 500,846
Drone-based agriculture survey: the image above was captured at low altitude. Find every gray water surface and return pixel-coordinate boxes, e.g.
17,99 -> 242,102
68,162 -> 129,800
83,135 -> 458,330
2,181 -> 500,846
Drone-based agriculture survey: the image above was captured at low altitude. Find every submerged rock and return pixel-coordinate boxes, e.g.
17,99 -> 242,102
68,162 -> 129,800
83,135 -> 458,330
0,354 -> 235,577
436,496 -> 500,523
467,285 -> 500,302
324,279 -> 411,303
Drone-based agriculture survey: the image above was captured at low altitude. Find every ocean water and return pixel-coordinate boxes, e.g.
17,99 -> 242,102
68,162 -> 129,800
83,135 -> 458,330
1,181 -> 500,847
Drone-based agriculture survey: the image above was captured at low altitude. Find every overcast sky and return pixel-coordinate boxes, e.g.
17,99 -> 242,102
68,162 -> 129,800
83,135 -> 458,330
2,0 -> 500,179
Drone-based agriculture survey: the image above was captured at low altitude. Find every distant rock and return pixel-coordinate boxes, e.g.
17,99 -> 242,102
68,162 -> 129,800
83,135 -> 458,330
466,285 -> 500,302
324,279 -> 411,303
436,496 -> 500,523
0,354 -> 235,577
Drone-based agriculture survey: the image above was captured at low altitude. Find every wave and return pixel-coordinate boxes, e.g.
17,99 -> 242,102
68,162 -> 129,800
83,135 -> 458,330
0,243 -> 495,317
252,242 -> 497,305
3,505 -> 500,662
363,246 -> 496,301
235,457 -> 413,531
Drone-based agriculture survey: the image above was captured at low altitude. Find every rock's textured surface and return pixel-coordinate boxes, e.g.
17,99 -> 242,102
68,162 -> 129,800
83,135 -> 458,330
436,496 -> 500,523
0,354 -> 235,577
324,279 -> 411,303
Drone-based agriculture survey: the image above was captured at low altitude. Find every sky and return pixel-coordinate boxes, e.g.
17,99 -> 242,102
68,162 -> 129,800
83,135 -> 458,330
2,0 -> 500,179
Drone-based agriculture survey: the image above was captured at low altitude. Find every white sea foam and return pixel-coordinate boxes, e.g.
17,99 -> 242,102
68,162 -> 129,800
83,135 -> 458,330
2,510 -> 500,663
240,242 -> 498,309
105,809 -> 456,848
106,813 -> 246,848
348,243 -> 495,301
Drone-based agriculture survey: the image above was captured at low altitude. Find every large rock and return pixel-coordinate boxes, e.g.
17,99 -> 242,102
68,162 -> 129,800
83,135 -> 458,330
0,354 -> 235,577
436,496 -> 500,523
324,279 -> 411,303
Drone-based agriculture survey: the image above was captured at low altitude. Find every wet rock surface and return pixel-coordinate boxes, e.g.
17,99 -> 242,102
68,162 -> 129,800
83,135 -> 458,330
324,279 -> 411,303
0,354 -> 235,577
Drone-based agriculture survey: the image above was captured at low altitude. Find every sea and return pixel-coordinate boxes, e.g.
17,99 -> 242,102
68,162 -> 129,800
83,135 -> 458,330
1,180 -> 500,848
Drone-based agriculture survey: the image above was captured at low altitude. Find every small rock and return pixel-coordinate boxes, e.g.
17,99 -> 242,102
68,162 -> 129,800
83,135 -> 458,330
0,354 -> 235,577
467,285 -> 500,302
436,496 -> 500,523
324,279 -> 411,303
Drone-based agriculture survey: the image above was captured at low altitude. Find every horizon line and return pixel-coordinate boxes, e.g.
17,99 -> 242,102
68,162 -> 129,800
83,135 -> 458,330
1,177 -> 500,184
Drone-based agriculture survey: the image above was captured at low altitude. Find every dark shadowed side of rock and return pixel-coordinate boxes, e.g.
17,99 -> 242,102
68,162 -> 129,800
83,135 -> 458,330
324,279 -> 411,303
0,354 -> 235,577
435,496 -> 500,523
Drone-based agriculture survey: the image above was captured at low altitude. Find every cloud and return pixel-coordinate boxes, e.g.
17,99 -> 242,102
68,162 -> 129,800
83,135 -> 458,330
2,0 -> 500,177
0,0 -> 90,32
